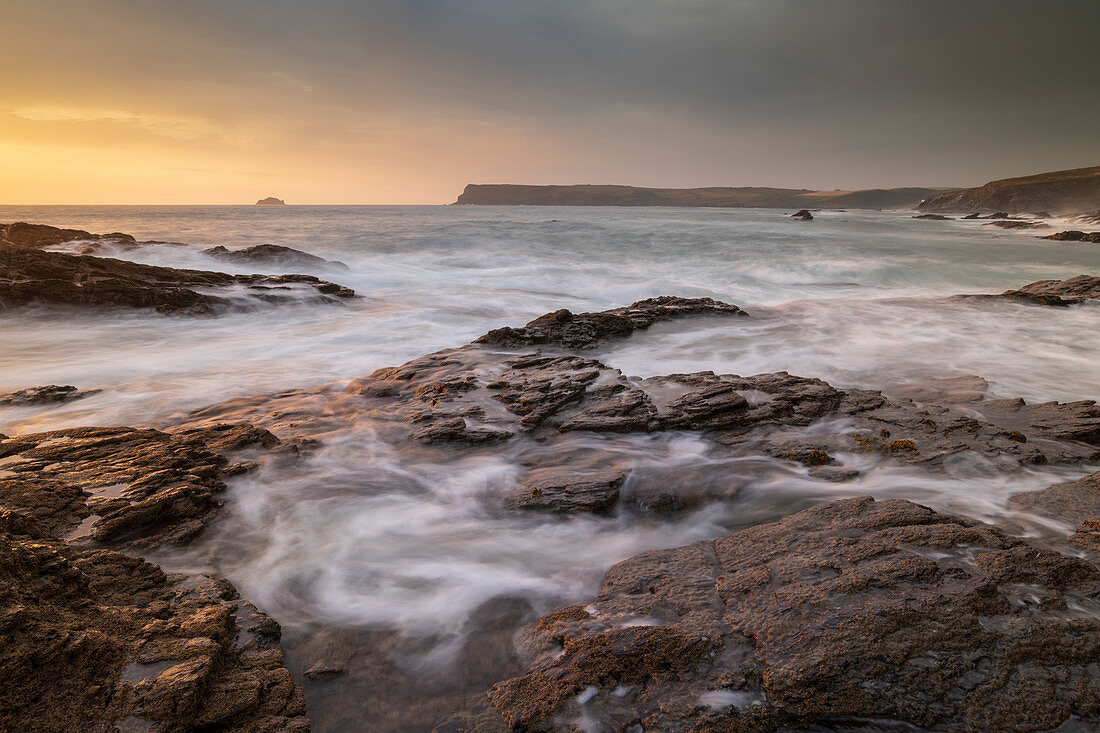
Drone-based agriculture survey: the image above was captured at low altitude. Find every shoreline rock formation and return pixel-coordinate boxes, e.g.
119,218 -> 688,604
917,165 -> 1100,215
0,423 -> 311,731
0,241 -> 355,315
446,496 -> 1100,732
6,278 -> 1100,731
1043,230 -> 1100,243
202,244 -> 349,271
957,275 -> 1100,307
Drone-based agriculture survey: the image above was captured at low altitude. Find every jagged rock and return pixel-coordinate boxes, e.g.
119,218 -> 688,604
0,222 -> 136,250
0,244 -> 354,314
790,209 -> 813,220
458,497 -> 1100,732
0,421 -> 309,732
0,385 -> 99,406
475,296 -> 745,350
202,244 -> 349,271
958,275 -> 1100,306
1043,230 -> 1100,243
0,423 -> 278,548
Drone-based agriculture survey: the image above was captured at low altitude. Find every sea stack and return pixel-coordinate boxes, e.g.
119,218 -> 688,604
255,196 -> 286,206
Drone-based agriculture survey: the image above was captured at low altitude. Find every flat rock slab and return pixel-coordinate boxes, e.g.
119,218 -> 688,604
505,469 -> 626,513
1010,470 -> 1100,527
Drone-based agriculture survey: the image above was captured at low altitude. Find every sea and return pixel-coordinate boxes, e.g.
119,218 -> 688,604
1,204 -> 1098,728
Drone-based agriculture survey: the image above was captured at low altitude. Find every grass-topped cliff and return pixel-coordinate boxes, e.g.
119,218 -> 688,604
917,165 -> 1100,215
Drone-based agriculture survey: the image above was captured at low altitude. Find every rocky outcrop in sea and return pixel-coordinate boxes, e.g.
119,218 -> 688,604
3,264 -> 1100,731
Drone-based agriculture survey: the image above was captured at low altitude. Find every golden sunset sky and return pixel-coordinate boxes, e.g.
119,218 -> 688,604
3,1 -> 1097,204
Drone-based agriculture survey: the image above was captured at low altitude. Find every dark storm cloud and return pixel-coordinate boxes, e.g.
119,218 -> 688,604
3,0 -> 1098,201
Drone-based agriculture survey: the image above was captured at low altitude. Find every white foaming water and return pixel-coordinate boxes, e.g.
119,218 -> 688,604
1,205 -> 1098,649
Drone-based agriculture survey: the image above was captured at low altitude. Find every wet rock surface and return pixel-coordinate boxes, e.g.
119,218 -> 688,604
1009,471 -> 1100,528
9,284 -> 1099,731
959,275 -> 1100,306
202,244 -> 349,271
912,213 -> 952,220
0,384 -> 99,406
0,512 -> 308,732
790,209 -> 813,220
0,244 -> 355,314
983,219 -> 1046,229
0,422 -> 310,731
0,221 -> 139,251
475,296 -> 745,350
1043,230 -> 1100,243
449,497 -> 1100,732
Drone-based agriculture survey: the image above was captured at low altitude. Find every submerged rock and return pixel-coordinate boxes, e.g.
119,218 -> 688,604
202,244 -> 349,271
0,385 -> 98,406
0,244 -> 354,314
912,213 -> 953,220
983,220 -> 1046,229
454,496 -> 1100,732
1043,230 -> 1100,243
1009,470 -> 1100,527
790,209 -> 813,220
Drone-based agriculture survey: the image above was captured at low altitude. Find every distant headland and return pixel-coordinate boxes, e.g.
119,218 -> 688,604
916,165 -> 1100,215
255,196 -> 286,206
453,184 -> 955,210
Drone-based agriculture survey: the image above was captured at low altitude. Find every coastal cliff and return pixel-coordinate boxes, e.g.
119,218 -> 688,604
454,184 -> 953,209
917,165 -> 1100,215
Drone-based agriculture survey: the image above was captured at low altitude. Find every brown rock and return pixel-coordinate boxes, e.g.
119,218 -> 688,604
0,385 -> 99,406
202,244 -> 348,271
1042,230 -> 1100,243
505,470 -> 626,513
0,243 -> 355,314
1009,471 -> 1100,527
473,497 -> 1100,731
475,296 -> 745,349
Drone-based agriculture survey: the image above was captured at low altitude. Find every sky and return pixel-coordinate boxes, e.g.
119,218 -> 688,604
2,0 -> 1098,204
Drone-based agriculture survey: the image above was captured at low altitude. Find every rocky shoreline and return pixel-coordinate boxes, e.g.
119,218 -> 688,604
2,222 -> 1100,731
0,223 -> 354,314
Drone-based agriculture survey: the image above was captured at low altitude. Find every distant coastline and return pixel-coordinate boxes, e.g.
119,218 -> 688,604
453,184 -> 955,210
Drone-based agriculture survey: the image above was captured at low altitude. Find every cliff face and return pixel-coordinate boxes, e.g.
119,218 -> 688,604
453,184 -> 952,209
917,165 -> 1100,215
